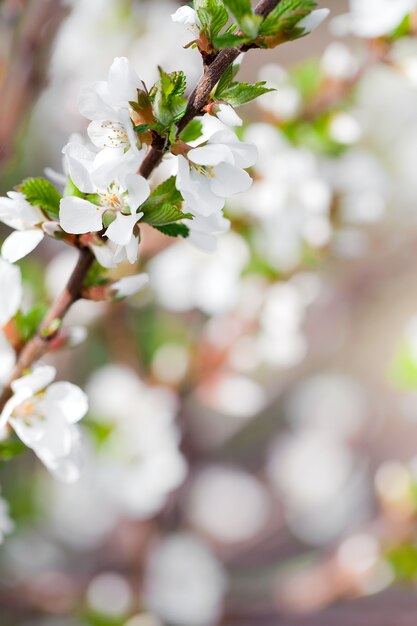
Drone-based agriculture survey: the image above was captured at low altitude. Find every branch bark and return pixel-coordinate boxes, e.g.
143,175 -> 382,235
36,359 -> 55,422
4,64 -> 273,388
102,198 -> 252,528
0,0 -> 281,411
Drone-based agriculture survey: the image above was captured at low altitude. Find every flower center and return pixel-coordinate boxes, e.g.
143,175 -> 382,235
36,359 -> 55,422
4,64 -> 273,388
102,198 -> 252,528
100,121 -> 129,148
99,184 -> 128,212
193,164 -> 216,179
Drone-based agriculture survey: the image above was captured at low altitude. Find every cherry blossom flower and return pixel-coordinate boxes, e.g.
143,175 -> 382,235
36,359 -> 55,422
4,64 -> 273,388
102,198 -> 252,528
60,142 -> 150,265
176,119 -> 257,217
171,6 -> 201,35
332,0 -> 417,38
78,57 -> 143,164
0,192 -> 44,263
0,366 -> 88,482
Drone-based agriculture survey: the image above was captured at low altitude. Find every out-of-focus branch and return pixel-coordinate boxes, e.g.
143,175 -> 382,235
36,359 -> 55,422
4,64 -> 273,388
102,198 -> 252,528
0,0 -> 69,166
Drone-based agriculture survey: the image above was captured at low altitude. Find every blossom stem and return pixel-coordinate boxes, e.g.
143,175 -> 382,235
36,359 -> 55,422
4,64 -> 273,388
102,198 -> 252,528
139,0 -> 281,178
0,246 -> 94,410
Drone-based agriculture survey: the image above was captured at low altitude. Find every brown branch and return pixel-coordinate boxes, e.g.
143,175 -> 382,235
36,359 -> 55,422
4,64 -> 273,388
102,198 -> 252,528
0,0 -> 281,411
139,0 -> 281,178
0,247 -> 94,409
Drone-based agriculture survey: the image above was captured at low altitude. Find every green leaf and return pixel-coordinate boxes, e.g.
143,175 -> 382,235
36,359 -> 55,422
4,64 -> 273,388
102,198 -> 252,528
64,177 -> 84,198
132,123 -> 155,134
154,223 -> 190,238
179,119 -> 203,142
221,0 -> 261,37
0,437 -> 26,461
152,68 -> 187,128
217,80 -> 274,106
144,203 -> 193,226
197,0 -> 229,39
14,303 -> 48,342
85,261 -> 108,286
222,0 -> 251,20
213,63 -> 240,96
141,176 -> 182,213
20,177 -> 61,218
240,13 -> 263,38
140,177 -> 192,227
212,32 -> 249,48
258,0 -> 317,36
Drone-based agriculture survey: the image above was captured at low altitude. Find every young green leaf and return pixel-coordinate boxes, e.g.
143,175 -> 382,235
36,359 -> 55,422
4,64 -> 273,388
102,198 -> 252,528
143,203 -> 193,226
213,63 -> 240,96
152,68 -> 188,128
196,0 -> 229,39
141,176 -> 183,213
212,32 -> 249,48
216,80 -> 274,106
179,119 -> 203,142
15,303 -> 48,342
19,177 -> 61,218
64,177 -> 84,199
258,0 -> 317,36
154,223 -> 190,238
222,0 -> 262,37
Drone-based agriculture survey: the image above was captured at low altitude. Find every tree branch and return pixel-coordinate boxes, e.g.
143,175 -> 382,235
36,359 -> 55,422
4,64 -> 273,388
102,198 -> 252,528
0,0 -> 281,411
139,0 -> 281,178
0,247 -> 94,409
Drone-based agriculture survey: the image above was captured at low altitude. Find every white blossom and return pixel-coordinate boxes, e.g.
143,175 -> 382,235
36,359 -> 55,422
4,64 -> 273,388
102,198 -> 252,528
298,8 -> 330,35
0,366 -> 88,482
0,192 -> 44,263
60,143 -> 150,265
332,0 -> 417,38
0,258 -> 22,327
176,118 -> 257,217
78,57 -> 143,164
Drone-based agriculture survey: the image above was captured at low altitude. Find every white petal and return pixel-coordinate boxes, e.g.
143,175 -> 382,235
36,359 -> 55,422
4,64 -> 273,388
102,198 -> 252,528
44,382 -> 89,424
298,8 -> 330,34
211,163 -> 253,197
188,143 -> 234,166
78,81 -> 115,120
176,156 -> 224,216
62,142 -> 96,193
216,104 -> 243,127
59,197 -> 105,234
125,234 -> 140,264
126,173 -> 150,210
105,212 -> 142,246
0,388 -> 32,431
2,229 -> 44,263
36,426 -> 83,483
107,57 -> 140,105
90,242 -> 117,269
171,6 -> 199,26
92,146 -> 144,190
112,273 -> 149,297
12,365 -> 56,395
0,258 -> 22,326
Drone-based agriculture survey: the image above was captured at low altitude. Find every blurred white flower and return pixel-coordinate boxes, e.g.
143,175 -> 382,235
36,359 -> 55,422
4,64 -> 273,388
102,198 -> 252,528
0,366 -> 88,482
87,365 -> 186,517
145,533 -> 227,626
332,0 -> 417,38
87,572 -> 133,617
186,465 -> 271,542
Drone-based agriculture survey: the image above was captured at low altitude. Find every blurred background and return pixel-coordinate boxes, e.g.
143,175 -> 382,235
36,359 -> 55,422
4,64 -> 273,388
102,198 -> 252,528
4,0 -> 417,624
